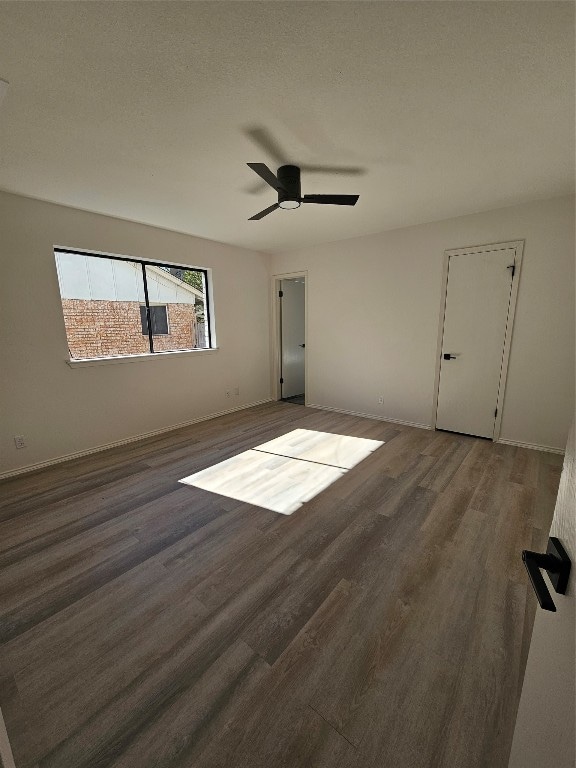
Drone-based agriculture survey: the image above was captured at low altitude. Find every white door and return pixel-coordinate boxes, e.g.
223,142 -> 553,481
280,278 -> 305,399
508,423 -> 575,768
436,247 -> 516,438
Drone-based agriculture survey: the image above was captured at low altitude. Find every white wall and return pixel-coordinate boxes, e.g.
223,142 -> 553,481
271,196 -> 575,450
1,192 -> 573,476
0,192 -> 271,476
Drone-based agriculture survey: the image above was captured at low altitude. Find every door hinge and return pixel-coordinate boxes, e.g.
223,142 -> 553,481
278,290 -> 283,298
507,264 -> 516,278
280,377 -> 284,384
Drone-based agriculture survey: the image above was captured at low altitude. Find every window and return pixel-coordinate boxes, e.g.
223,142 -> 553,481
54,249 -> 213,360
140,305 -> 169,336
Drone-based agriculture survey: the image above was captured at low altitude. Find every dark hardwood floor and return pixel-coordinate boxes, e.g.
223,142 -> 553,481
0,402 -> 562,768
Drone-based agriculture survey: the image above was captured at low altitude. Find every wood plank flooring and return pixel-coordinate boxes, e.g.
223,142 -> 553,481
0,402 -> 563,768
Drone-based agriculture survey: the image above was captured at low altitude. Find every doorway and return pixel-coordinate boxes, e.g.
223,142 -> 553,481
276,275 -> 306,404
434,240 -> 524,439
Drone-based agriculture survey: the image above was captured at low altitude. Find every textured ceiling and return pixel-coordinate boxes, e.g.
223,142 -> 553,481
0,1 -> 573,254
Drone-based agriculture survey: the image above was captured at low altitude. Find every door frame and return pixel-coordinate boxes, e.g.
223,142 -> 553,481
0,706 -> 16,768
271,271 -> 308,403
431,239 -> 524,441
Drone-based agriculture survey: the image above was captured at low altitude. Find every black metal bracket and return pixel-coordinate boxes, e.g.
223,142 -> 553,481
522,537 -> 571,612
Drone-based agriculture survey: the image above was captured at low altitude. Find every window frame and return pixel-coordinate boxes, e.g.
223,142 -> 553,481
54,247 -> 214,359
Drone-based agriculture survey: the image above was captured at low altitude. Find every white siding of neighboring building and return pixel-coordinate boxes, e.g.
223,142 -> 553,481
55,253 -> 198,305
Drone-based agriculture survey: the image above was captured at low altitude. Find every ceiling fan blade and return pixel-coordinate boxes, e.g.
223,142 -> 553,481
248,203 -> 280,221
247,163 -> 285,191
299,164 -> 365,177
302,194 -> 359,206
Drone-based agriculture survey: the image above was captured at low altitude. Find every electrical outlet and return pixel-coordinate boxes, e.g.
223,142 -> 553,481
378,396 -> 384,404
234,386 -> 240,396
14,435 -> 26,449
225,389 -> 231,398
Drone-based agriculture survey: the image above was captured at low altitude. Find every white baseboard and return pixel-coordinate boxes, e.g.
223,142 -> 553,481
306,403 -> 433,431
306,405 -> 565,454
0,398 -> 274,480
4,401 -> 562,480
497,438 -> 565,455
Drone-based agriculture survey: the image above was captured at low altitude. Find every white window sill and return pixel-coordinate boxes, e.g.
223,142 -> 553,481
67,348 -> 219,368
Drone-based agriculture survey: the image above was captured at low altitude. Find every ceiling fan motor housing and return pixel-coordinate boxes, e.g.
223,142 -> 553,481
246,161 -> 359,219
277,165 -> 301,205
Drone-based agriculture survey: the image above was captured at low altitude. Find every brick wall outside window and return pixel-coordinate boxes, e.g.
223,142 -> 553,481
62,299 -> 198,358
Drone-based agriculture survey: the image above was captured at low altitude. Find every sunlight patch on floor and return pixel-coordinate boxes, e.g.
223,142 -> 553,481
179,429 -> 384,514
254,428 -> 383,469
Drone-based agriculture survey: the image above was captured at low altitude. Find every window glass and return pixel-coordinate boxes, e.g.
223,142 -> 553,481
54,250 -> 212,359
146,266 -> 210,352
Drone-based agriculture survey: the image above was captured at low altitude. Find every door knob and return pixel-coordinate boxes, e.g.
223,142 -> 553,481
522,537 -> 571,612
299,344 -> 305,348
443,353 -> 457,360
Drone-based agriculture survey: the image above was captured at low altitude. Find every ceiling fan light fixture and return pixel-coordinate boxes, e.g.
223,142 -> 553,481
247,163 -> 359,220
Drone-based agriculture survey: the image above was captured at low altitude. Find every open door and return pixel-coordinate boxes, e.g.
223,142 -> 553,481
279,278 -> 305,402
508,422 -> 575,767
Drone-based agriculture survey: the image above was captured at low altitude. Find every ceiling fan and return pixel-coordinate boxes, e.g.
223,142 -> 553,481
247,163 -> 360,220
